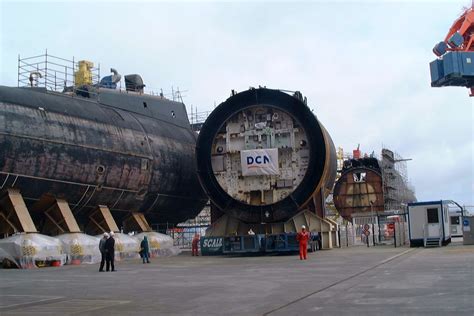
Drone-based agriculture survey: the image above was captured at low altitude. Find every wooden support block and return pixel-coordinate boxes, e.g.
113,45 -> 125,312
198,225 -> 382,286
135,213 -> 152,232
123,212 -> 152,232
84,205 -> 119,235
98,205 -> 120,232
0,189 -> 37,234
41,199 -> 81,235
55,200 -> 81,233
0,211 -> 19,235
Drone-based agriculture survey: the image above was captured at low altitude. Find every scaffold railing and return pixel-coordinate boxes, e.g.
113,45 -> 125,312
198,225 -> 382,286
17,51 -> 100,96
188,110 -> 211,125
17,50 -> 189,102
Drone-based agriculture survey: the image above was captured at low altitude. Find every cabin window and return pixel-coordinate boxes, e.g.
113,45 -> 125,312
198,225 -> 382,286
450,216 -> 460,225
427,208 -> 439,223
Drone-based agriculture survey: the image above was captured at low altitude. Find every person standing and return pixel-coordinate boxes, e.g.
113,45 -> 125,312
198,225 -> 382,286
317,232 -> 322,250
99,232 -> 109,272
191,234 -> 200,256
105,231 -> 116,271
296,225 -> 310,260
140,236 -> 150,264
309,233 -> 316,252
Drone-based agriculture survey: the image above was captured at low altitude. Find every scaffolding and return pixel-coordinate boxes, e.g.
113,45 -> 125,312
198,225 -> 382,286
150,202 -> 211,249
188,108 -> 212,132
17,50 -> 188,103
380,148 -> 416,212
18,50 -> 100,96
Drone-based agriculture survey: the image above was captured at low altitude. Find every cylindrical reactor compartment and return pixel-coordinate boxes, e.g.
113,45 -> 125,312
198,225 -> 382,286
333,167 -> 385,220
196,88 -> 336,223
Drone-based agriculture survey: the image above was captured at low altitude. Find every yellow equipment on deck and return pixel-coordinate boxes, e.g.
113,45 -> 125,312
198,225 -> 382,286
74,60 -> 94,86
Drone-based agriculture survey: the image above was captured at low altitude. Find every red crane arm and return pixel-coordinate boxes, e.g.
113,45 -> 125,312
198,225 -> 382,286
444,6 -> 474,52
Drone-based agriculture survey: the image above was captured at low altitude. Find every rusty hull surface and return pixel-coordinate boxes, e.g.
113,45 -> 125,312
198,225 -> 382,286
0,86 -> 207,227
333,167 -> 384,220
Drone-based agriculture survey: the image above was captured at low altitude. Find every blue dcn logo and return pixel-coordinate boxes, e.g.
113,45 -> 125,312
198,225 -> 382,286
247,155 -> 270,166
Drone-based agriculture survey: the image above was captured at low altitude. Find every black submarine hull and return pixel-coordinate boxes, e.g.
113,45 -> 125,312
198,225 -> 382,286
0,86 -> 207,226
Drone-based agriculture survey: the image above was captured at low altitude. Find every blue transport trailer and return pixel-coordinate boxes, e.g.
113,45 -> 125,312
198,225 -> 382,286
200,233 -> 316,256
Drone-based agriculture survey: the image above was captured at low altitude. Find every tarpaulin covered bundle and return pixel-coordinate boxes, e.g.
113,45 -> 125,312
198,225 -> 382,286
57,233 -> 101,265
108,233 -> 140,261
134,232 -> 181,257
0,233 -> 66,268
0,247 -> 19,268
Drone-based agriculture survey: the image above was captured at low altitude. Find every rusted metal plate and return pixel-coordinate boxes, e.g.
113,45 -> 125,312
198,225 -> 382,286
333,167 -> 384,220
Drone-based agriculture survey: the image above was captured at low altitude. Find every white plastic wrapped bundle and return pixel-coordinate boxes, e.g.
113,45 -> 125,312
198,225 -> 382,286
0,233 -> 66,269
0,248 -> 19,268
134,232 -> 181,257
98,233 -> 139,261
57,233 -> 101,265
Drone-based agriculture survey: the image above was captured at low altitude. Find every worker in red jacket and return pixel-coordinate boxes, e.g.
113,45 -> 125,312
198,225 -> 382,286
296,225 -> 310,260
192,234 -> 200,256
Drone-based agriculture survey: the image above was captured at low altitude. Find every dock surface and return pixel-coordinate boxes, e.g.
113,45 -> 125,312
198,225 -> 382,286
1,243 -> 473,315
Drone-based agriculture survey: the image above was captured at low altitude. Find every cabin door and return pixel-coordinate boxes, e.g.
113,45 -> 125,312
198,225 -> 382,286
426,208 -> 441,237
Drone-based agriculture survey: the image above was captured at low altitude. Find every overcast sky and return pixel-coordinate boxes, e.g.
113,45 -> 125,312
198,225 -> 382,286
1,0 -> 473,207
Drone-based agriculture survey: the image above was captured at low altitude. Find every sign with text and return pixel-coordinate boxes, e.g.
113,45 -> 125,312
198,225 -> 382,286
200,237 -> 224,255
241,148 -> 279,176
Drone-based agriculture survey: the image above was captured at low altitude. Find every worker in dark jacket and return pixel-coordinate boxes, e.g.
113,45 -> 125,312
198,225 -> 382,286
192,234 -> 200,256
296,225 -> 310,260
140,236 -> 150,264
310,232 -> 321,252
98,232 -> 109,272
105,231 -> 116,271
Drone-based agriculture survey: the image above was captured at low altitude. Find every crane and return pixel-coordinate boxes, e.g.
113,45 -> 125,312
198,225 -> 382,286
430,3 -> 474,96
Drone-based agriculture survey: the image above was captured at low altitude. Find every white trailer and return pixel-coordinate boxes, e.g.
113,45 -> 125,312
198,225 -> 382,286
449,210 -> 463,238
408,201 -> 451,247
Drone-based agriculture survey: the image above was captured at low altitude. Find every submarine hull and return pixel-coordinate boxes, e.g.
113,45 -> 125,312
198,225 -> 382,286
0,86 -> 207,226
196,88 -> 336,224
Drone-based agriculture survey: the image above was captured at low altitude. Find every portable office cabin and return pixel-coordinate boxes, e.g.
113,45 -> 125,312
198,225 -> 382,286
449,210 -> 463,238
463,216 -> 474,245
408,201 -> 451,247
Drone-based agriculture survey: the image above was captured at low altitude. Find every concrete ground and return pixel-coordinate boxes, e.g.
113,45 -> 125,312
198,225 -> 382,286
0,243 -> 473,315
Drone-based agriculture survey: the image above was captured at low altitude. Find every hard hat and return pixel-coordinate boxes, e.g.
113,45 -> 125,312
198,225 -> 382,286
109,231 -> 115,236
103,232 -> 109,237
301,225 -> 306,229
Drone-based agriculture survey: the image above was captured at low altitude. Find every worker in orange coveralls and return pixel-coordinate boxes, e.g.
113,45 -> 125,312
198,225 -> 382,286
192,234 -> 200,256
296,225 -> 310,260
